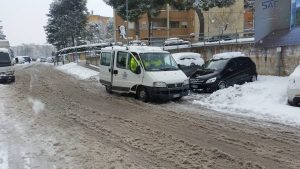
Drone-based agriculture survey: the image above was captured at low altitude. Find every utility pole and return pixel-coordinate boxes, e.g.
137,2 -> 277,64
126,0 -> 129,45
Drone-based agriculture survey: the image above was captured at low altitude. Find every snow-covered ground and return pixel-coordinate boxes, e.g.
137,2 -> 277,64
56,63 -> 300,126
188,76 -> 300,126
56,63 -> 99,80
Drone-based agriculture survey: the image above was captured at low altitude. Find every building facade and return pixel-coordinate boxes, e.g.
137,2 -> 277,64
114,1 -> 248,44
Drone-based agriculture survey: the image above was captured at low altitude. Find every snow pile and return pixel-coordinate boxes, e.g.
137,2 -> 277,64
28,97 -> 45,114
191,76 -> 300,125
213,52 -> 245,60
56,63 -> 99,80
172,52 -> 204,66
290,65 -> 300,77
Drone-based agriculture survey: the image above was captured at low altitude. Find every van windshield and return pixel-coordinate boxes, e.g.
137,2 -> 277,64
203,59 -> 228,71
139,53 -> 179,71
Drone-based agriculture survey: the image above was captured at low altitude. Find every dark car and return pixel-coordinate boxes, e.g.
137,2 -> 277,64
206,35 -> 233,42
189,56 -> 257,92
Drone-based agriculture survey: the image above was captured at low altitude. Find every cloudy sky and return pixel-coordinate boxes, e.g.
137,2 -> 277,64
0,0 -> 113,46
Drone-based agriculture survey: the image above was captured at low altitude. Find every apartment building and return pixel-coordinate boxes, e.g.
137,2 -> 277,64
114,1 -> 248,43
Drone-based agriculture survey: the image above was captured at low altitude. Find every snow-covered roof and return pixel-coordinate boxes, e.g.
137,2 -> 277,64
172,52 -> 204,66
212,52 -> 246,60
0,48 -> 9,53
102,46 -> 166,53
290,65 -> 300,77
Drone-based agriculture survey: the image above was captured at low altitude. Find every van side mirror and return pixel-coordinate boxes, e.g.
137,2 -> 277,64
177,64 -> 182,69
136,65 -> 141,74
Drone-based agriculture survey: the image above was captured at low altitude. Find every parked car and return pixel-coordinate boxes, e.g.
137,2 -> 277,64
129,40 -> 147,46
39,57 -> 47,62
189,52 -> 257,92
0,48 -> 15,83
172,52 -> 204,77
164,38 -> 190,46
99,46 -> 189,102
16,56 -> 31,64
206,35 -> 233,42
287,65 -> 300,106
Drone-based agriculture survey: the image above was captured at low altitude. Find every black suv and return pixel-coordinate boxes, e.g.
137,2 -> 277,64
189,56 -> 257,92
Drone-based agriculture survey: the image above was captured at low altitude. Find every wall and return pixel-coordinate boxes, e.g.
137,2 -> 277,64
169,43 -> 300,76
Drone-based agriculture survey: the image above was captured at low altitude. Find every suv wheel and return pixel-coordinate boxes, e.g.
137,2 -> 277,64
137,87 -> 148,102
218,81 -> 227,90
251,75 -> 257,82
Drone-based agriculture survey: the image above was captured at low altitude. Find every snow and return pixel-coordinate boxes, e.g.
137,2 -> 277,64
56,63 -> 99,80
189,76 -> 300,126
172,52 -> 204,66
28,97 -> 45,114
192,38 -> 254,47
290,65 -> 300,77
0,48 -> 9,53
213,52 -> 245,60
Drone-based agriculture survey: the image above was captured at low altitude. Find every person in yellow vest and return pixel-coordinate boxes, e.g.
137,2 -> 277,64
130,55 -> 138,72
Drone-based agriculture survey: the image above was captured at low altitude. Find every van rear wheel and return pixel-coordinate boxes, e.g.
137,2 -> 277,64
137,87 -> 149,102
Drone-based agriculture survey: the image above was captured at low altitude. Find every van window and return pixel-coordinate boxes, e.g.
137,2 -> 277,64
100,52 -> 111,66
117,52 -> 129,69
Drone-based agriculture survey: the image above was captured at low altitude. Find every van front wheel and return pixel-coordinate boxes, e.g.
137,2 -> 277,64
137,87 -> 149,102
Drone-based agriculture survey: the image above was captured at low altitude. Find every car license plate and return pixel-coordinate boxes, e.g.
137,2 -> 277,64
173,94 -> 180,98
192,85 -> 198,88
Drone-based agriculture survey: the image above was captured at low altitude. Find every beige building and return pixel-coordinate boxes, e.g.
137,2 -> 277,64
114,1 -> 247,43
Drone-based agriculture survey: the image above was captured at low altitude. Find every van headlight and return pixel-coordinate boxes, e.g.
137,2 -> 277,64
206,77 -> 217,84
6,71 -> 14,75
183,79 -> 189,85
153,82 -> 167,88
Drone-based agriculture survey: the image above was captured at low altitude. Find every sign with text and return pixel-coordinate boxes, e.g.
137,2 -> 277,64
255,0 -> 292,43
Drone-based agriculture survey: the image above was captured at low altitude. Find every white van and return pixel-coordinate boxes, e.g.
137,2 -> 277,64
0,48 -> 15,83
99,46 -> 189,102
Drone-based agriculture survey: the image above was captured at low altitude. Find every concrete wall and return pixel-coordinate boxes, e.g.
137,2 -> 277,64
169,44 -> 300,76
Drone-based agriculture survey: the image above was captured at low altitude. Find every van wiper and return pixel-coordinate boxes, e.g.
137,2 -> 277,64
160,67 -> 178,71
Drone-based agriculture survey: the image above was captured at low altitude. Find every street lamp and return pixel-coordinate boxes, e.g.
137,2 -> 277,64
126,0 -> 129,45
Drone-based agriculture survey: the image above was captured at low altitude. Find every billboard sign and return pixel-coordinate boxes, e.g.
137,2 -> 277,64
255,0 -> 292,43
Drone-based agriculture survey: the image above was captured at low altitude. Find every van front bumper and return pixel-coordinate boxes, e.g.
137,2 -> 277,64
145,85 -> 189,101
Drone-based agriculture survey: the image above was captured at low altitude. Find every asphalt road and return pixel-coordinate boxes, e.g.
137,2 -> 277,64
0,63 -> 299,169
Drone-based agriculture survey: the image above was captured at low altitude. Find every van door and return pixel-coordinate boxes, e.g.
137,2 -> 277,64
112,51 -> 143,92
99,51 -> 113,86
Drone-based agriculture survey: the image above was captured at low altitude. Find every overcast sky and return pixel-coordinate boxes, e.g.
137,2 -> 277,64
0,0 -> 113,46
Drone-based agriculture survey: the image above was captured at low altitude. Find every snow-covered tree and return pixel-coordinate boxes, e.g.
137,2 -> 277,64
0,20 -> 6,40
45,0 -> 88,49
86,18 -> 114,43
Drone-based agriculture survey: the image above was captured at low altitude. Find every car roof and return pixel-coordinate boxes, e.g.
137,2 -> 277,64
212,52 -> 246,60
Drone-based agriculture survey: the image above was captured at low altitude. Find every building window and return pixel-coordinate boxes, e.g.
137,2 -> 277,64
180,22 -> 188,28
152,19 -> 167,28
297,0 -> 300,26
128,22 -> 135,29
170,21 -> 180,28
